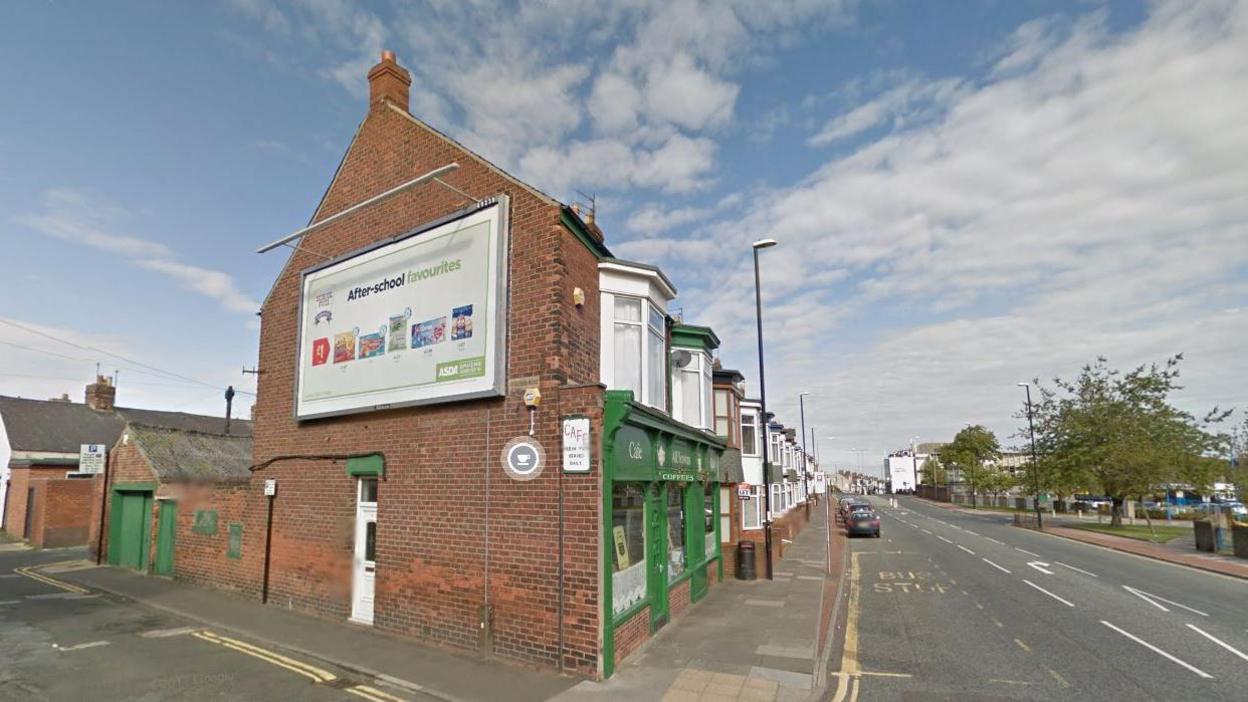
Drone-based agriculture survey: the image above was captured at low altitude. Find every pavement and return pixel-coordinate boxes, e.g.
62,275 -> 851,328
556,497 -> 845,702
822,495 -> 1248,700
3,546 -> 574,702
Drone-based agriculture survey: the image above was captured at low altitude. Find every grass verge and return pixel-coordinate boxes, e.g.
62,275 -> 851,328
1066,522 -> 1190,544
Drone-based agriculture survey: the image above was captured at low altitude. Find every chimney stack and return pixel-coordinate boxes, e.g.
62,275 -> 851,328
85,375 -> 116,412
367,50 -> 411,112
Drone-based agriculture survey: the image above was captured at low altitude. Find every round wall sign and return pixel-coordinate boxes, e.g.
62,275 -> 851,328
501,437 -> 546,481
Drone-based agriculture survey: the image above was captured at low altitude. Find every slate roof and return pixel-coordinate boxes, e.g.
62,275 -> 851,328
128,423 -> 252,484
0,395 -> 251,454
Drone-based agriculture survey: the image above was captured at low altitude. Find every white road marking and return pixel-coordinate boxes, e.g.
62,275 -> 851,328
937,536 -> 953,544
1055,562 -> 1098,577
139,626 -> 198,638
1186,624 -> 1248,663
985,537 -> 1004,545
1122,585 -> 1209,617
1026,561 -> 1055,575
1015,548 -> 1042,557
1023,579 -> 1075,607
957,545 -> 975,555
921,528 -> 932,534
982,558 -> 1012,574
963,529 -> 979,536
1101,620 -> 1213,679
0,599 -> 20,605
56,640 -> 110,652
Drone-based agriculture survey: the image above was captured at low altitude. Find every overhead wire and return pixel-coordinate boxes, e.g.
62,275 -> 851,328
0,318 -> 255,396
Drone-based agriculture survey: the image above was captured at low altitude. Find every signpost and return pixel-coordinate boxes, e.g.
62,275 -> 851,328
562,417 -> 590,473
79,444 -> 106,474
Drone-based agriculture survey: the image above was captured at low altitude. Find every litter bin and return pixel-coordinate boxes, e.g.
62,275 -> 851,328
735,541 -> 757,581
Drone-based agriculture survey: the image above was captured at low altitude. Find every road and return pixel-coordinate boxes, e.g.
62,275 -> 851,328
0,547 -> 414,701
827,495 -> 1248,701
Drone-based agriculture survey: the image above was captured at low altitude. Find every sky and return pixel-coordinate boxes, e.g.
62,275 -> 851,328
1,0 -> 1245,475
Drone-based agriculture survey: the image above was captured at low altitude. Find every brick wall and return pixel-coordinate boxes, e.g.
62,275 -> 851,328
28,478 -> 95,548
668,579 -> 692,620
168,482 -> 254,592
4,465 -> 76,540
613,606 -> 650,666
239,91 -> 604,676
88,439 -> 157,561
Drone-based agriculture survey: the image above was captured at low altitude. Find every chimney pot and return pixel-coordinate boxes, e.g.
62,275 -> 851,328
368,49 -> 412,113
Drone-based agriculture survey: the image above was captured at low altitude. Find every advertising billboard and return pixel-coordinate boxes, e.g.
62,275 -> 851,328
294,197 -> 509,419
887,456 -> 917,492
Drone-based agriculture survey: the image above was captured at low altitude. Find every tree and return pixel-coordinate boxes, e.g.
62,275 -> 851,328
943,425 -> 1000,508
919,455 -> 946,486
979,467 -> 1016,505
1024,355 -> 1227,528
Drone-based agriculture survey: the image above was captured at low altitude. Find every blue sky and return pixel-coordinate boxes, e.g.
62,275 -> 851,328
2,1 -> 1245,474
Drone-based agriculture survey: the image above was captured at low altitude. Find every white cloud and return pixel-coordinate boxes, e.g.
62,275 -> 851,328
656,1 -> 1248,465
642,53 -> 740,131
519,133 -> 717,195
808,77 -> 964,146
16,189 -> 259,316
133,259 -> 260,314
588,72 -> 642,134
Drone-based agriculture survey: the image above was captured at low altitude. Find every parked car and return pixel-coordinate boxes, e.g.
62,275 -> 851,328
839,497 -> 866,518
846,510 -> 881,538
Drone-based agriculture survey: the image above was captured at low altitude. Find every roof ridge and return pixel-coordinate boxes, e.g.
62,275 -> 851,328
126,421 -> 251,441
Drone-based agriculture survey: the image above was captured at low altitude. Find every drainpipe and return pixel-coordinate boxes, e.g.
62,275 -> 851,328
94,442 -> 113,565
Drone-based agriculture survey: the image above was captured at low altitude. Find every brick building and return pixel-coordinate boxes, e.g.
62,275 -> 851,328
1,378 -> 248,547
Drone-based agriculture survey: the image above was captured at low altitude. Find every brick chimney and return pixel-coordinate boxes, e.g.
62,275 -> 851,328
367,50 -> 410,112
85,375 -> 116,412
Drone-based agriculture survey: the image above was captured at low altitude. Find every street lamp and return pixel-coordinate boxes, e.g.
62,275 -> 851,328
799,392 -> 811,516
752,237 -> 778,580
1018,382 -> 1043,529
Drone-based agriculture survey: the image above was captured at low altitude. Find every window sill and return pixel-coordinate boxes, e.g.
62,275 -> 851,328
611,599 -> 649,627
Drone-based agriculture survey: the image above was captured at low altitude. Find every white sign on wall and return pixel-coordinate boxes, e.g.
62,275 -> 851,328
814,472 -> 827,494
79,444 -> 106,474
562,416 -> 591,473
295,198 -> 509,419
264,479 -> 277,496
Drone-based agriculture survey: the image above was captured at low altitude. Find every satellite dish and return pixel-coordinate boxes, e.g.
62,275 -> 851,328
671,350 -> 693,368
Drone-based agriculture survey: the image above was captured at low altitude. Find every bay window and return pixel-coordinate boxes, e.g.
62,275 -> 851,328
673,349 -> 711,430
609,295 -> 667,410
742,486 -> 762,529
666,486 -> 686,579
741,413 -> 757,456
714,389 -> 732,440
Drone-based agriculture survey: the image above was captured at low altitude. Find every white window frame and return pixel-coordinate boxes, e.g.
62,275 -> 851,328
743,486 -> 763,530
672,348 -> 711,430
607,294 -> 667,410
740,411 -> 759,457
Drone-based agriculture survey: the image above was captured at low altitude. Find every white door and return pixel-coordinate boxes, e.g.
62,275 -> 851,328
351,478 -> 378,625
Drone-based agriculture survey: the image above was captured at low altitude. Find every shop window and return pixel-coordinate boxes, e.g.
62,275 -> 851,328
741,413 -> 757,456
703,483 -> 716,559
719,487 -> 731,541
611,484 -> 647,617
666,486 -> 686,580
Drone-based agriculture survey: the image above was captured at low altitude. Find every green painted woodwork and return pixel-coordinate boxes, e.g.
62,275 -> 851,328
227,523 -> 244,559
346,454 -> 384,477
192,509 -> 219,535
601,390 -> 726,679
669,324 -> 721,353
154,501 -> 177,576
109,489 -> 153,571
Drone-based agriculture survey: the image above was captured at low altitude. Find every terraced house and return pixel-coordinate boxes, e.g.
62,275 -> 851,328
160,51 -> 744,679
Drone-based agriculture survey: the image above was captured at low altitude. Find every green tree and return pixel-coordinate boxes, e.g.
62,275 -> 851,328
943,425 -> 1000,508
1025,355 -> 1227,528
979,467 -> 1016,504
919,455 -> 946,486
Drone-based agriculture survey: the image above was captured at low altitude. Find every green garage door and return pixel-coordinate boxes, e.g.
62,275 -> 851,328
109,491 -> 153,571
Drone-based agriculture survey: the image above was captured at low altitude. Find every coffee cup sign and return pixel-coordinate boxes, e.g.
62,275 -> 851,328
501,437 -> 546,481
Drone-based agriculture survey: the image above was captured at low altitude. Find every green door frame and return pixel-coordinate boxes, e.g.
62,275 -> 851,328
108,484 -> 156,571
688,483 -> 707,602
646,482 -> 668,632
154,500 -> 177,576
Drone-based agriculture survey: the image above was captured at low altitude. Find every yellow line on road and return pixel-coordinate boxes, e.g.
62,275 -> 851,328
347,685 -> 407,702
192,631 -> 337,682
14,567 -> 89,594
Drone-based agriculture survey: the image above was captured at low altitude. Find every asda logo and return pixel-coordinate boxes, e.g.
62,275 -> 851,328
436,356 -> 486,382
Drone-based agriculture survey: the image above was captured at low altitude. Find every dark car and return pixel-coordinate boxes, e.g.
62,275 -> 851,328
839,498 -> 867,518
846,510 -> 880,537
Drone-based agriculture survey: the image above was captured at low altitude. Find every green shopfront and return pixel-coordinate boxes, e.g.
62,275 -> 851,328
602,390 -> 726,676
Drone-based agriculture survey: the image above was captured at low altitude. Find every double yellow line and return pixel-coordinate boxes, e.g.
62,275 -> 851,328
13,566 -> 90,595
191,630 -> 406,701
192,630 -> 337,683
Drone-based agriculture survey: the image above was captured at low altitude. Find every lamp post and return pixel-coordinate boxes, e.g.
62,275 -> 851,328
799,392 -> 811,516
1018,382 -> 1043,529
752,238 -> 778,580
